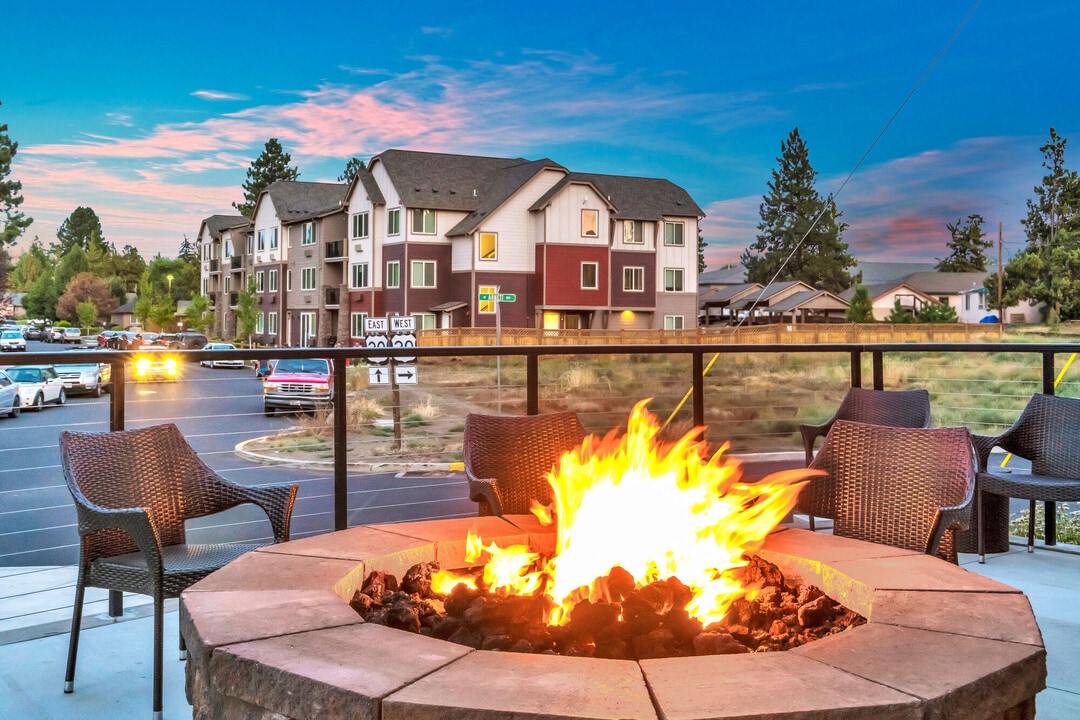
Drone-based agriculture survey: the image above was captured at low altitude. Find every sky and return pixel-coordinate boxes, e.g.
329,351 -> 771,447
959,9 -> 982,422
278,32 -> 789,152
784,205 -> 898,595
4,1 -> 1078,270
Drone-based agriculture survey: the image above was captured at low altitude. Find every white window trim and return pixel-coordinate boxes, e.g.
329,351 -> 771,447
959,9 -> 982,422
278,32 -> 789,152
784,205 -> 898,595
386,261 -> 401,289
478,285 -> 496,314
352,212 -> 370,239
388,208 -> 401,236
269,227 -> 279,250
301,267 -> 316,291
411,260 -> 436,289
664,221 -> 685,247
268,270 -> 278,292
664,315 -> 684,330
256,313 -> 265,334
479,232 -> 497,261
255,271 -> 265,293
268,312 -> 278,335
350,312 -> 367,338
581,209 -> 599,238
623,266 -> 644,292
257,230 -> 265,252
663,267 -> 684,292
411,208 -> 436,235
581,261 -> 599,290
624,220 -> 644,244
286,270 -> 292,291
350,262 -> 370,290
301,222 -> 316,246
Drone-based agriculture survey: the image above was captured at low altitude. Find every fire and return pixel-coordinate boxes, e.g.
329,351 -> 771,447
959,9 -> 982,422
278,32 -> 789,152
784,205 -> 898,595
433,400 -> 818,626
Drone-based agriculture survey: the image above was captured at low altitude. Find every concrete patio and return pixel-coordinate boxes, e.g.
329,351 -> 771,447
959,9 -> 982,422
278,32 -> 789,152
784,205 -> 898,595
1,538 -> 1078,720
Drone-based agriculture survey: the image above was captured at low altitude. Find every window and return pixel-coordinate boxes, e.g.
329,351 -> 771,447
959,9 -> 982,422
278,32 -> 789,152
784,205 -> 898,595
268,270 -> 278,292
411,260 -> 436,288
255,271 -> 265,292
268,312 -> 278,335
623,266 -> 644,292
257,230 -> 265,252
301,267 -> 316,290
224,239 -> 233,256
351,312 -> 367,338
624,220 -> 643,244
412,209 -> 436,234
386,261 -> 400,288
269,228 -> 279,250
412,313 -> 436,330
246,234 -> 254,255
964,294 -> 971,311
201,278 -> 208,295
664,315 -> 685,330
581,262 -> 598,290
581,209 -> 599,237
388,208 -> 401,236
286,270 -> 292,291
255,313 -> 265,334
479,232 -> 497,261
664,267 -> 684,292
664,221 -> 685,247
350,262 -> 370,289
352,212 -> 369,239
479,285 -> 496,314
224,276 -> 231,293
302,222 -> 315,245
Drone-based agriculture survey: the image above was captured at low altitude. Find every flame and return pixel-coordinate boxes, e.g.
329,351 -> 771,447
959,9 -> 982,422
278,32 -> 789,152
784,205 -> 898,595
434,400 -> 818,626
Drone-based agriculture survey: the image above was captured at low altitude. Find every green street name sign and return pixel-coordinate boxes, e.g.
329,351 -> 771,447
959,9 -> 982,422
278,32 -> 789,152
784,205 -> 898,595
478,293 -> 493,300
498,293 -> 516,302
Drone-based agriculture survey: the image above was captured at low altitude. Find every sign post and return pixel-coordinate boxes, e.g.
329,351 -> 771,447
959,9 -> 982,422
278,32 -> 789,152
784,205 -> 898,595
480,287 -> 517,413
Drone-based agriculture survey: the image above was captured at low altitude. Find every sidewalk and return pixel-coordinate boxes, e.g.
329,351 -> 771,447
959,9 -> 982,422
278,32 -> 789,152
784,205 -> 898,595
2,541 -> 1078,719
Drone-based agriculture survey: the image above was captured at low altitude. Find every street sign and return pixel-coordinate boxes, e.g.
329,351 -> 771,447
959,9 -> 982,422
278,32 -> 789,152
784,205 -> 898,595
368,366 -> 389,385
498,293 -> 516,302
391,333 -> 416,363
364,317 -> 388,334
365,334 -> 388,364
394,365 -> 418,384
390,316 -> 416,333
478,293 -> 493,301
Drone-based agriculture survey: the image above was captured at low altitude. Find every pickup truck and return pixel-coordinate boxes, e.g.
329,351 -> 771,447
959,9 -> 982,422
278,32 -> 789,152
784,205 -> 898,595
262,358 -> 333,416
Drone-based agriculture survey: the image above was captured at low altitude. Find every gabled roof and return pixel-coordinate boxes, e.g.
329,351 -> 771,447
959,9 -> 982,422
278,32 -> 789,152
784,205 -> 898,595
853,261 -> 936,285
263,181 -> 348,223
698,283 -> 764,304
199,214 -> 248,240
768,289 -> 848,313
530,172 -> 704,220
447,158 -> 569,236
840,282 -> 939,304
372,149 -> 534,213
899,271 -> 990,295
699,265 -> 748,285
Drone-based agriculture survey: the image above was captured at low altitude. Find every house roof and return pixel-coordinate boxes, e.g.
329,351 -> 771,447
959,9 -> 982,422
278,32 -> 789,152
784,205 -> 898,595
699,265 -> 748,285
447,158 -> 569,236
373,149 -> 533,213
899,271 -> 989,295
264,180 -> 348,223
853,261 -> 937,285
199,214 -> 248,240
841,282 -> 939,304
768,289 -> 848,313
529,172 -> 704,220
698,283 -> 764,307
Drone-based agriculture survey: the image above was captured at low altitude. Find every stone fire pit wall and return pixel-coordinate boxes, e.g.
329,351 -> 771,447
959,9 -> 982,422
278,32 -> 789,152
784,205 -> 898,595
180,516 -> 1046,720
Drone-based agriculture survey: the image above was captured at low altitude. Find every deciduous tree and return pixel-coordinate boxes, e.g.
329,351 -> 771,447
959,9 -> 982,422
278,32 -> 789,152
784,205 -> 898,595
76,300 -> 98,331
0,99 -> 33,247
234,278 -> 260,345
184,294 -> 212,333
234,139 -> 300,217
741,127 -> 854,293
937,214 -> 991,272
55,272 -> 119,324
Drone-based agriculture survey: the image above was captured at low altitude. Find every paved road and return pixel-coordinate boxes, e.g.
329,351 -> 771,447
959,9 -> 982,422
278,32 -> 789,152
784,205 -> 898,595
0,344 -> 474,566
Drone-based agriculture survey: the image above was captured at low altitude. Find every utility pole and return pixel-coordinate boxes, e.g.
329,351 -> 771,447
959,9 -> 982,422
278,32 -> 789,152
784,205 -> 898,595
998,222 -> 1004,325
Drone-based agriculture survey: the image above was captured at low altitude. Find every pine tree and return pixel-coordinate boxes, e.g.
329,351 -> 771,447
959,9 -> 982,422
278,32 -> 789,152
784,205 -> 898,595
338,156 -> 365,183
845,285 -> 875,322
0,99 -> 33,247
916,302 -> 959,323
886,299 -> 916,324
177,235 -> 196,260
937,214 -> 991,272
54,207 -> 105,256
234,139 -> 301,217
741,127 -> 854,294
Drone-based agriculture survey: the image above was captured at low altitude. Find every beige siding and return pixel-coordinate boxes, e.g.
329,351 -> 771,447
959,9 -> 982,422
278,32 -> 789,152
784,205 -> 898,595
544,184 -> 610,246
465,169 -> 564,273
656,217 -> 698,293
252,201 -> 284,265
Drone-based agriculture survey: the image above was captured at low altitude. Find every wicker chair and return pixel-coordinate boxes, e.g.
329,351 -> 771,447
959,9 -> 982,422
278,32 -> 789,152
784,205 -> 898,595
800,387 -> 932,466
804,420 -> 975,563
60,423 -> 297,720
971,393 -> 1080,563
464,411 -> 586,516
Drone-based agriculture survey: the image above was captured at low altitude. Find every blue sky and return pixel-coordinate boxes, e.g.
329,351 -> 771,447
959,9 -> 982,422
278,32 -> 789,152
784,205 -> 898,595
4,1 -> 1077,269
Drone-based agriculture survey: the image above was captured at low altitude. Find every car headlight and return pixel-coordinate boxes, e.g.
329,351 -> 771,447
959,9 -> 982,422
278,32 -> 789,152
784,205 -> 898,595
135,358 -> 150,374
264,382 -> 279,393
315,385 -> 330,394
165,358 -> 178,375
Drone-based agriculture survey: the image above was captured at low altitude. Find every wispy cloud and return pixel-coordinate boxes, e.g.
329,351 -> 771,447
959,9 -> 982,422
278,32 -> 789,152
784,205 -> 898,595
104,112 -> 134,127
191,90 -> 250,101
420,26 -> 453,38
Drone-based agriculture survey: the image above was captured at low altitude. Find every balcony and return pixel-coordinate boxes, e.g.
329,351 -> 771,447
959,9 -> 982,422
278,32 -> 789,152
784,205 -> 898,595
325,240 -> 345,260
208,258 -> 220,273
230,255 -> 243,271
325,287 -> 340,306
229,292 -> 239,307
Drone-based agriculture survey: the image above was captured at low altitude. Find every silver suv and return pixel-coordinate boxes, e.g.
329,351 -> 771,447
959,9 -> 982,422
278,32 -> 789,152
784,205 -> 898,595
0,329 -> 26,352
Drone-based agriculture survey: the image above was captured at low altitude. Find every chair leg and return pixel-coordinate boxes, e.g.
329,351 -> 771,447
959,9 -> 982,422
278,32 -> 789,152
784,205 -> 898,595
179,620 -> 187,661
977,489 -> 986,564
153,592 -> 163,720
1028,500 -> 1036,553
808,515 -> 816,532
64,563 -> 88,693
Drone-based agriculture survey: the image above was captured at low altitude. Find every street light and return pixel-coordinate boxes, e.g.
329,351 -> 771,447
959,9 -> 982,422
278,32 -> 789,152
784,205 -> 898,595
166,274 -> 174,294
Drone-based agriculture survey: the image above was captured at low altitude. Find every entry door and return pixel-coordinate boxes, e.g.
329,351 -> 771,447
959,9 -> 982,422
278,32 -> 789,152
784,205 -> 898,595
300,312 -> 316,348
543,312 -> 560,330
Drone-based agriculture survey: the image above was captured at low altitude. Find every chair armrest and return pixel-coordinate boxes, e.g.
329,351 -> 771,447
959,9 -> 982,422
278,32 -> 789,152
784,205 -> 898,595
72,503 -> 164,570
467,477 -> 505,517
926,490 -> 974,559
799,420 -> 833,466
202,476 -> 298,543
970,433 -> 1003,472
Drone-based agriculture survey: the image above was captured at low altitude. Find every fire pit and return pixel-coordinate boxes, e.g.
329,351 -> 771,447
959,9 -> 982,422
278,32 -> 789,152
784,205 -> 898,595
181,517 -> 1045,720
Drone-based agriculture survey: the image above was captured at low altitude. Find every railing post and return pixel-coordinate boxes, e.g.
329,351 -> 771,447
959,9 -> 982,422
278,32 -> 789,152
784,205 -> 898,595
872,351 -> 884,390
1043,352 -> 1055,395
692,351 -> 705,428
526,353 -> 539,415
850,351 -> 862,388
1042,351 -> 1057,545
109,356 -> 125,432
333,357 -> 348,531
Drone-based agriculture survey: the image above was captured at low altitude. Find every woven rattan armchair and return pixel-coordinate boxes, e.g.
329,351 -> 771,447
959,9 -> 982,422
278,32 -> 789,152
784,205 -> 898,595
464,411 -> 586,516
971,393 -> 1080,563
60,423 -> 297,720
799,387 -> 932,467
803,420 -> 975,563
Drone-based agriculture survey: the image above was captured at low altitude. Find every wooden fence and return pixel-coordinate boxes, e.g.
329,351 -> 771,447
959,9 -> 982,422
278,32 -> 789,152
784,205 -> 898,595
417,323 -> 1005,347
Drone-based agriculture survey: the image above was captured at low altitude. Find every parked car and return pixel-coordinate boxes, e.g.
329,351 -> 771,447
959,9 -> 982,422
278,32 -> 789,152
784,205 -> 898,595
167,332 -> 209,350
3,365 -> 66,410
44,327 -> 66,343
132,346 -> 180,382
199,342 -> 246,369
0,368 -> 20,418
22,325 -> 44,341
262,358 -> 333,415
1,329 -> 26,352
62,327 -> 82,344
54,362 -> 112,397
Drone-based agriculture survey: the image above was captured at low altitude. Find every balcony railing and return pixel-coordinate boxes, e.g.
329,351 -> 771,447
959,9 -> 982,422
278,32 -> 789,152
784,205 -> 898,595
325,240 -> 344,260
231,255 -> 243,271
325,287 -> 340,306
209,259 -> 220,273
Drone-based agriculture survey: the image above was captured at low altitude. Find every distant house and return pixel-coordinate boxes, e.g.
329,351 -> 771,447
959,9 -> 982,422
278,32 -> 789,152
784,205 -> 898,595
844,270 -> 1042,324
724,281 -> 848,325
840,281 -> 938,321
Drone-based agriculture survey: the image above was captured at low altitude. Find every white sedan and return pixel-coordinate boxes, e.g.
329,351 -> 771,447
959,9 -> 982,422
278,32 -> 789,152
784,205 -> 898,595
0,369 -> 20,418
199,342 -> 246,369
3,365 -> 66,411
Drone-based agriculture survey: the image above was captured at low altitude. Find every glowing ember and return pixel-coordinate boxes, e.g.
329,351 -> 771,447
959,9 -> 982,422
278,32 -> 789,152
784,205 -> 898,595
433,400 -> 819,626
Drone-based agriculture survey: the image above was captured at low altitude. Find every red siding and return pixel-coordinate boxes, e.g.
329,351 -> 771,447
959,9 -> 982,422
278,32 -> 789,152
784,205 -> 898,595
539,245 -> 608,306
610,251 -> 656,308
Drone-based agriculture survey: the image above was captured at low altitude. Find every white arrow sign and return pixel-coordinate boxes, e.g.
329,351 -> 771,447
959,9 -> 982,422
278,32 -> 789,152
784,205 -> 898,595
368,366 -> 390,385
394,364 -> 418,384
390,316 -> 416,333
366,334 -> 388,364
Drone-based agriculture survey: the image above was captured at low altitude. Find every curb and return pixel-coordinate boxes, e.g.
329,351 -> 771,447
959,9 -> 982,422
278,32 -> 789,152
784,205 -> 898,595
234,434 -> 464,474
